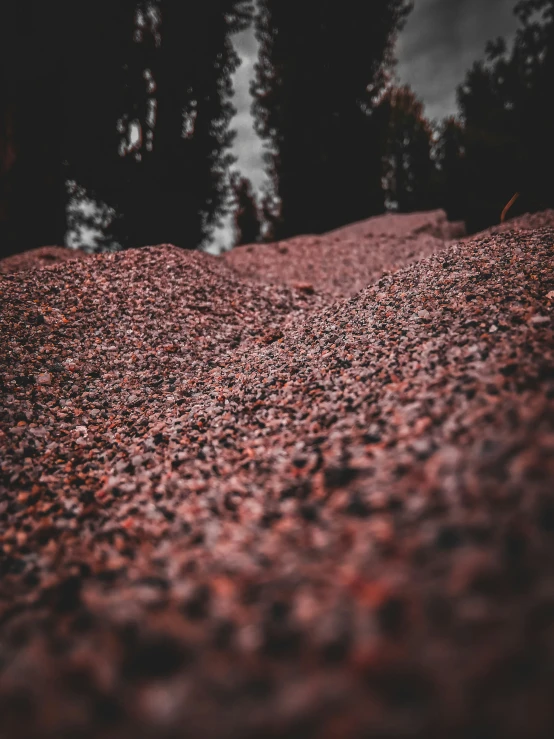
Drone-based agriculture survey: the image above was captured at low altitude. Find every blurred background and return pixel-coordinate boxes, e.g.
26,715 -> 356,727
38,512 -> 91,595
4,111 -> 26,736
0,0 -> 552,258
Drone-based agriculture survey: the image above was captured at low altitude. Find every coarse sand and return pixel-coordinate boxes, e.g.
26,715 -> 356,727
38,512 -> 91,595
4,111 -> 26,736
1,209 -> 554,738
0,246 -> 88,275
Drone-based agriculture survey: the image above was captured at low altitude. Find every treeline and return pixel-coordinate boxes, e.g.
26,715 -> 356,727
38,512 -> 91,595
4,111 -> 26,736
450,0 -> 554,232
236,0 -> 554,243
0,0 -> 253,257
1,1 -> 552,258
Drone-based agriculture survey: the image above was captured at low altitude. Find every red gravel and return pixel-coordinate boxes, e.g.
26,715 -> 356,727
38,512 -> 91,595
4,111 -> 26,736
0,245 -> 87,275
223,208 -> 466,298
471,208 -> 554,238
1,211 -> 554,739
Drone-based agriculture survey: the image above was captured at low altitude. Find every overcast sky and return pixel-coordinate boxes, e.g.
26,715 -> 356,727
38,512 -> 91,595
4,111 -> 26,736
396,0 -> 520,121
209,0 -> 520,252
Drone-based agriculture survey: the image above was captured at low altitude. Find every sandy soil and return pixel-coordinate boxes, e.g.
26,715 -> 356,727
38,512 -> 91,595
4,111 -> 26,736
1,209 -> 554,738
0,246 -> 88,275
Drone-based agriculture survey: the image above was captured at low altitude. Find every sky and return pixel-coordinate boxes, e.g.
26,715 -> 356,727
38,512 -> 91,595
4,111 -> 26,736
209,0 -> 521,253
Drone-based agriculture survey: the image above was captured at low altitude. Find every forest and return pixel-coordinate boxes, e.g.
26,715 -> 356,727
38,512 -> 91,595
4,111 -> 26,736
0,0 -> 553,257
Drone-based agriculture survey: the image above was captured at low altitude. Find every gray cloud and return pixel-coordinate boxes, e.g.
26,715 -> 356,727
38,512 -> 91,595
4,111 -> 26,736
395,0 -> 520,121
233,24 -> 259,58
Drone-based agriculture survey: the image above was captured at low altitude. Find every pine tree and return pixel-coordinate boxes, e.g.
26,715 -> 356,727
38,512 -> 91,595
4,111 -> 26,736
380,85 -> 436,212
0,0 -> 68,257
251,0 -> 412,241
0,1 -> 142,256
114,0 -> 254,250
1,0 -> 255,255
456,0 -> 554,231
231,172 -> 262,246
60,0 -> 139,250
434,116 -> 467,222
457,58 -> 519,232
259,185 -> 280,242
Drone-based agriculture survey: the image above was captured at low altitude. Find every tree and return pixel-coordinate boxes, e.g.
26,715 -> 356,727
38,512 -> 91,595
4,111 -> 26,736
434,116 -> 468,222
231,172 -> 262,246
113,0 -> 254,250
1,0 -> 255,256
0,0 -> 147,257
510,0 -> 554,216
457,58 -> 520,232
259,184 -> 280,242
0,0 -> 68,257
456,0 -> 554,231
380,85 -> 437,212
251,0 -> 412,241
60,0 -> 139,250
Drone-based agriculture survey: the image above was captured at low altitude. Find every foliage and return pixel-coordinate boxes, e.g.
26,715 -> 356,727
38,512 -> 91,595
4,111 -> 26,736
66,180 -> 122,253
0,0 -> 254,255
251,0 -> 412,240
230,172 -> 262,246
455,0 -> 554,231
380,85 -> 436,212
433,116 -> 468,222
259,184 -> 280,242
113,0 -> 254,250
0,0 -> 68,256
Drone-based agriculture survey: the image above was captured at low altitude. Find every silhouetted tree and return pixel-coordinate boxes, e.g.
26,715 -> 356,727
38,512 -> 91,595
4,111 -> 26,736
60,0 -> 139,250
434,116 -> 468,222
115,0 -> 254,250
231,172 -> 262,245
510,0 -> 554,216
380,85 -> 436,212
457,0 -> 554,231
1,0 -> 254,256
457,58 -> 520,232
0,0 -> 67,257
0,92 -> 16,251
259,185 -> 280,242
0,1 -> 147,256
251,0 -> 412,241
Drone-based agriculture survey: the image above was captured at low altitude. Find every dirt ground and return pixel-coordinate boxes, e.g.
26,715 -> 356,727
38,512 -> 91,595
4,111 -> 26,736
1,209 -> 554,738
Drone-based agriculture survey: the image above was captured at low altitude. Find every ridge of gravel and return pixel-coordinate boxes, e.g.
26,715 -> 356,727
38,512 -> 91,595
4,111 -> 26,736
470,208 -> 554,239
0,216 -> 554,738
323,208 -> 466,241
222,209 -> 459,299
0,245 -> 88,274
223,209 -> 554,300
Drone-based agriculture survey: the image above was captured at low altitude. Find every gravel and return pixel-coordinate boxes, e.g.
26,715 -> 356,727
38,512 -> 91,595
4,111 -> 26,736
0,245 -> 88,274
223,211 -> 451,300
1,211 -> 554,738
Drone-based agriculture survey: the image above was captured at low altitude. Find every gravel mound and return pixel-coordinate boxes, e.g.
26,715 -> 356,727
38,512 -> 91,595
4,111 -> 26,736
224,209 -> 464,298
1,214 -> 553,738
324,208 -> 466,241
464,209 -> 554,241
0,245 -> 87,274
